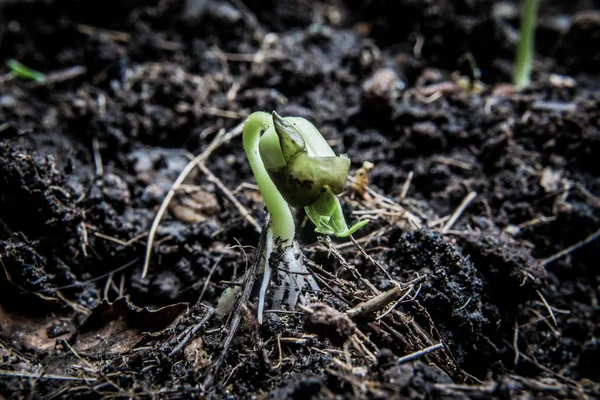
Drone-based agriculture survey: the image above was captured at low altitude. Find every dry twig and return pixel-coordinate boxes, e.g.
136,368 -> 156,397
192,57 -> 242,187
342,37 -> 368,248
397,342 -> 444,364
441,191 -> 477,234
539,228 -> 600,267
197,163 -> 261,232
0,369 -> 96,382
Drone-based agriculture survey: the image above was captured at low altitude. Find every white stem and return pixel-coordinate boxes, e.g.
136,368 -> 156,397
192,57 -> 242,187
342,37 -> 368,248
255,233 -> 320,324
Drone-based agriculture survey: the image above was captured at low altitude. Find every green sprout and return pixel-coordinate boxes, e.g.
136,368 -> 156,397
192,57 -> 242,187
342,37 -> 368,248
6,59 -> 46,82
513,0 -> 540,89
241,111 -> 368,322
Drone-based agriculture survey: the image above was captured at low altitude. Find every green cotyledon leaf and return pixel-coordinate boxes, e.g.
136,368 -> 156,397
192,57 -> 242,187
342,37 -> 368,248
268,152 -> 351,208
304,188 -> 369,238
261,111 -> 351,208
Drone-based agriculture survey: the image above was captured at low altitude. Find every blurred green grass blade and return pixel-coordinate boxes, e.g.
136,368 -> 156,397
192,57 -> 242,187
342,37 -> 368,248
6,59 -> 46,82
513,0 -> 540,89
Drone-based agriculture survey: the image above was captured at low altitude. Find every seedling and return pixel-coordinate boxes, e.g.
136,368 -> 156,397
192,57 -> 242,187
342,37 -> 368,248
242,111 -> 367,322
513,0 -> 540,89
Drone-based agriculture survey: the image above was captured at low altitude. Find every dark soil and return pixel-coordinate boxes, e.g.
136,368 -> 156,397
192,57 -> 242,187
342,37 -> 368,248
1,0 -> 599,399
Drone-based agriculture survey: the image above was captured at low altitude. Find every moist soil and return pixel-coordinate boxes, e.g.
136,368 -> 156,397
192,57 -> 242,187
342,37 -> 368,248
1,0 -> 599,399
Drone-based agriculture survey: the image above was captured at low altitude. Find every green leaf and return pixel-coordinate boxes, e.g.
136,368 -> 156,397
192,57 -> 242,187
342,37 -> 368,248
304,189 -> 368,238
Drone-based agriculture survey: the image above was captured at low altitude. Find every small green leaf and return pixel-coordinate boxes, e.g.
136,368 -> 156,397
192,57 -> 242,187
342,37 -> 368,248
6,59 -> 46,82
304,189 -> 368,237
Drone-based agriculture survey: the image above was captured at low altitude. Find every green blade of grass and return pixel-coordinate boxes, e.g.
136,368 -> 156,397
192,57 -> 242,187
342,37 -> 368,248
513,0 -> 541,90
6,59 -> 46,82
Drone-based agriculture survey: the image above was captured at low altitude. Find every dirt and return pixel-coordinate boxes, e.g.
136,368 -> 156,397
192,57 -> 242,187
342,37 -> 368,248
0,0 -> 599,399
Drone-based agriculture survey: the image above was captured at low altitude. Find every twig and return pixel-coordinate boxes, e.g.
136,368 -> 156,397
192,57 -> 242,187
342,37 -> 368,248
413,35 -> 424,58
61,339 -> 94,370
197,255 -> 223,304
53,291 -> 91,316
535,290 -> 557,326
0,369 -> 96,382
398,171 -> 413,203
168,307 -> 215,357
518,352 -> 580,386
30,66 -> 87,87
39,257 -> 139,292
103,272 -> 114,301
76,24 -> 129,41
230,0 -> 264,40
513,319 -> 520,366
76,24 -> 182,51
319,236 -> 379,295
529,308 -> 561,337
210,45 -> 233,86
197,163 -> 261,233
271,335 -> 283,371
350,236 -> 394,282
434,375 -> 576,395
347,286 -> 409,319
427,215 -> 450,228
118,274 -> 125,297
396,342 -> 444,364
91,230 -> 147,247
539,228 -> 600,267
202,107 -> 246,119
305,261 -> 354,305
92,138 -> 103,176
576,184 -> 600,208
354,328 -> 380,358
455,297 -> 472,311
532,100 -> 577,113
441,191 -> 477,234
347,274 -> 426,320
350,335 -> 376,363
142,123 -> 243,278
432,156 -> 473,171
375,287 -> 414,320
517,215 -> 556,229
347,176 -> 423,229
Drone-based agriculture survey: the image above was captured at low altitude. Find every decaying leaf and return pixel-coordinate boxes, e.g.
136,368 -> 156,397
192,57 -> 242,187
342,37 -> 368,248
351,161 -> 374,200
